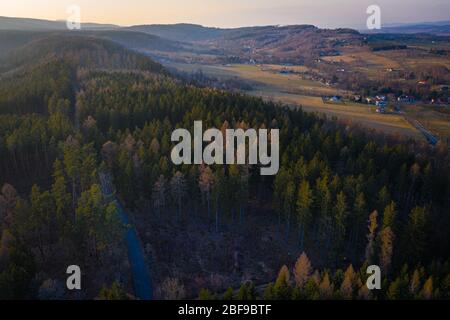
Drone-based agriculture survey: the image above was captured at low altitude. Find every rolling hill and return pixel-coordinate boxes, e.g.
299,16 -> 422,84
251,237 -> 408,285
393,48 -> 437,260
0,16 -> 119,31
366,21 -> 450,36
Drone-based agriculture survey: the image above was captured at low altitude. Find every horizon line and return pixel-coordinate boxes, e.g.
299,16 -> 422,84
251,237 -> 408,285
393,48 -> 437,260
1,15 -> 449,31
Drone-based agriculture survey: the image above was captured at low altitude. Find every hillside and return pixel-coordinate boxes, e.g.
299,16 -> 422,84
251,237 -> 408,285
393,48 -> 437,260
127,23 -> 364,64
0,34 -> 166,74
0,16 -> 119,31
126,23 -> 227,42
0,35 -> 166,118
366,21 -> 450,36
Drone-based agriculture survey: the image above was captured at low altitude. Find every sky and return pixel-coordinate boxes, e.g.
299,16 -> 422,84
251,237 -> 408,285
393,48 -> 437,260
1,0 -> 449,28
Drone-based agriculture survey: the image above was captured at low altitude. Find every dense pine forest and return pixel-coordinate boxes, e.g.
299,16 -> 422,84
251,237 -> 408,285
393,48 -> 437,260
0,34 -> 448,299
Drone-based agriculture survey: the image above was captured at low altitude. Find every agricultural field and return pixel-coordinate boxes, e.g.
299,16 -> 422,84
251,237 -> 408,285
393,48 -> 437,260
166,62 -> 424,139
168,62 -> 338,95
403,104 -> 450,141
252,92 -> 422,139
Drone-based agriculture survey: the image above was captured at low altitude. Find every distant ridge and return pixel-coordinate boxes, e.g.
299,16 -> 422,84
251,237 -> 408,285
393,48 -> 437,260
363,20 -> 450,35
0,16 -> 119,31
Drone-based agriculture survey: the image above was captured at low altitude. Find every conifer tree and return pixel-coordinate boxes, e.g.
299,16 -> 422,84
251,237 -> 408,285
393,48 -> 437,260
170,171 -> 187,220
293,252 -> 312,289
199,165 -> 215,218
379,226 -> 395,274
319,272 -> 334,299
296,181 -> 313,249
365,211 -> 378,264
421,277 -> 433,300
152,175 -> 167,218
273,265 -> 291,299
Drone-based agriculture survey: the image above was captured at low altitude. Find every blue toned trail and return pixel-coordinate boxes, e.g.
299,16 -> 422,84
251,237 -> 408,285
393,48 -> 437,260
115,200 -> 153,300
99,172 -> 152,300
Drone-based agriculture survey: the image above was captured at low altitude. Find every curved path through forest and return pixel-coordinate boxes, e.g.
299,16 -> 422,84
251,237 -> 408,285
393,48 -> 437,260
115,200 -> 153,300
99,173 -> 152,300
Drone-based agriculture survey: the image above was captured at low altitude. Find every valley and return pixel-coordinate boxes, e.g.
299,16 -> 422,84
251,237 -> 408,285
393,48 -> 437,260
0,15 -> 448,301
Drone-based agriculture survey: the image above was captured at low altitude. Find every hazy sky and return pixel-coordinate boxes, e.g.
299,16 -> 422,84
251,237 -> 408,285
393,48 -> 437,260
2,0 -> 449,28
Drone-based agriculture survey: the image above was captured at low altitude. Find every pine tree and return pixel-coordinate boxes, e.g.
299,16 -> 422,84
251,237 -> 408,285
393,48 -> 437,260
350,192 -> 366,255
296,181 -> 313,249
273,168 -> 289,232
98,282 -> 128,300
281,179 -> 296,240
377,186 -> 390,211
198,288 -> 216,300
333,191 -> 347,259
273,265 -> 291,299
223,287 -> 234,300
303,278 -> 320,300
236,282 -> 256,300
211,168 -> 226,232
387,277 -> 402,300
52,159 -> 71,228
263,283 -> 275,300
63,137 -> 81,211
406,207 -> 428,265
152,175 -> 167,218
170,171 -> 187,220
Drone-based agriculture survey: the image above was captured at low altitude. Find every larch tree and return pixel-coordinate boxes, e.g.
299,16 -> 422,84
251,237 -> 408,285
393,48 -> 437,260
293,252 -> 312,289
319,272 -> 334,299
198,165 -> 215,218
382,201 -> 397,231
420,276 -> 434,300
379,226 -> 395,274
409,269 -> 421,297
340,265 -> 356,299
365,210 -> 378,264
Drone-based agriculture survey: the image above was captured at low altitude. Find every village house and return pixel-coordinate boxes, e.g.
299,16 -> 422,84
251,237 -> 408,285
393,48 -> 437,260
397,95 -> 416,104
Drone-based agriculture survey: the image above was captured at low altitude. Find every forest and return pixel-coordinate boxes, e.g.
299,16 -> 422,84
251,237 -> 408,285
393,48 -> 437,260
0,34 -> 448,299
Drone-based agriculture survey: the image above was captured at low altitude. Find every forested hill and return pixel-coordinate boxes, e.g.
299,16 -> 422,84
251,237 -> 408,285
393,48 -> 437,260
0,34 -> 167,74
0,36 -> 449,299
0,36 -> 169,299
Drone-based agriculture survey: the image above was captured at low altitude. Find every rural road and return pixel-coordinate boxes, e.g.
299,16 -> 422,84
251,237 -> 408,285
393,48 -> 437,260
99,173 -> 153,300
404,115 -> 439,145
